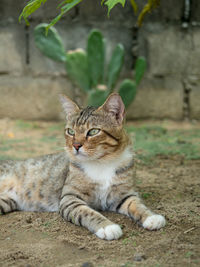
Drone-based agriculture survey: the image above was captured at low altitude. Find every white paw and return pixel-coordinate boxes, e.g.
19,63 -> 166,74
95,224 -> 123,240
143,215 -> 166,230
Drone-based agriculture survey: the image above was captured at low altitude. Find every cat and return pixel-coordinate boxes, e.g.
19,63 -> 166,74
0,93 -> 166,240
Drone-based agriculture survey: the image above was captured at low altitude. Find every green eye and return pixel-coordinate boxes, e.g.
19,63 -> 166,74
67,128 -> 75,136
87,128 -> 100,137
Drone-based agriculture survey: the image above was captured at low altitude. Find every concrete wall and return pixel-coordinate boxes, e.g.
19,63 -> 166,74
0,0 -> 199,120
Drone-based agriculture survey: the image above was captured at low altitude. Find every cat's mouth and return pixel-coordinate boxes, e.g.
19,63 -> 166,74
73,149 -> 87,158
74,152 -> 89,161
71,147 -> 104,161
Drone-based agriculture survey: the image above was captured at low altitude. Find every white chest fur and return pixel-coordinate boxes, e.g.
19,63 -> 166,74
81,148 -> 133,209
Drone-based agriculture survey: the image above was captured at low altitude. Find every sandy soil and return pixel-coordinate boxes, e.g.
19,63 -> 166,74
0,119 -> 199,267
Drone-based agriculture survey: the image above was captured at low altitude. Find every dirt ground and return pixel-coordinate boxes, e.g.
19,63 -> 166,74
0,119 -> 199,267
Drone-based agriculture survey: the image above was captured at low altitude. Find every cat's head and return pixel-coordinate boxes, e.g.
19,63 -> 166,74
60,93 -> 129,162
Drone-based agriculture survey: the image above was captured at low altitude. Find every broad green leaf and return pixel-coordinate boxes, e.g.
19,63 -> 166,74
107,44 -> 124,90
66,50 -> 90,92
104,0 -> 126,16
88,89 -> 110,107
19,0 -> 47,24
34,23 -> 66,62
87,30 -> 105,87
19,0 -> 160,29
135,57 -> 147,85
118,79 -> 137,108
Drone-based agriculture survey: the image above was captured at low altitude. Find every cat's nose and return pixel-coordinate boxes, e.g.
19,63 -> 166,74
73,143 -> 82,151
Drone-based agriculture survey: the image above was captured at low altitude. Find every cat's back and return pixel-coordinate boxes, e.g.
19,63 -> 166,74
0,152 -> 70,212
0,152 -> 69,178
0,152 -> 70,196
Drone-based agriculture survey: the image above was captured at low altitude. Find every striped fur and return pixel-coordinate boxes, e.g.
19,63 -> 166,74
0,94 -> 165,240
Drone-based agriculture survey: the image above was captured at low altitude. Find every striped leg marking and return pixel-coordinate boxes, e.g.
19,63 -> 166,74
59,193 -> 122,240
116,195 -> 166,230
0,197 -> 18,214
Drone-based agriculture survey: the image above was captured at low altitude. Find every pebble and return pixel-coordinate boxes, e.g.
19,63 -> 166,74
78,245 -> 85,250
81,262 -> 94,267
25,216 -> 32,224
133,253 -> 146,262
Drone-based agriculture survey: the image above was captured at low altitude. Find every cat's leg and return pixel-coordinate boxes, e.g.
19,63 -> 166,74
0,194 -> 18,214
109,192 -> 166,230
59,193 -> 122,240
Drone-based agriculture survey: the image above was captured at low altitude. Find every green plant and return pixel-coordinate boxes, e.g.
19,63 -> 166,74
34,25 -> 146,107
19,0 -> 160,30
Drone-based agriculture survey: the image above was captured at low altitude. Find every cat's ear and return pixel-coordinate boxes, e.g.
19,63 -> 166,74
99,93 -> 125,124
59,94 -> 79,117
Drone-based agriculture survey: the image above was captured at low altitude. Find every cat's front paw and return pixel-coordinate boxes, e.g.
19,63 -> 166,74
95,224 -> 123,240
142,215 -> 166,230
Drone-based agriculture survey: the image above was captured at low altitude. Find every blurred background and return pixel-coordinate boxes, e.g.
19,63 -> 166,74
0,0 -> 199,121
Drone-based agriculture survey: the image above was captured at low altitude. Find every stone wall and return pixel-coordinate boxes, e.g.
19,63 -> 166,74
0,0 -> 199,120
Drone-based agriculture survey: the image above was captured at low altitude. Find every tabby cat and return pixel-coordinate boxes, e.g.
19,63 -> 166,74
0,93 -> 165,240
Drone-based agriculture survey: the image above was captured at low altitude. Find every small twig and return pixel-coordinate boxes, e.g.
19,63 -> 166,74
184,227 -> 195,234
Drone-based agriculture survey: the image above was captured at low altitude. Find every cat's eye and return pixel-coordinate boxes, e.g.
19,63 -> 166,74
87,128 -> 100,137
67,128 -> 75,136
